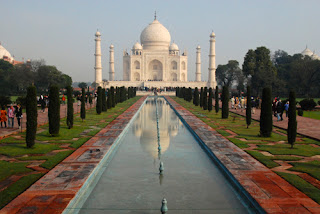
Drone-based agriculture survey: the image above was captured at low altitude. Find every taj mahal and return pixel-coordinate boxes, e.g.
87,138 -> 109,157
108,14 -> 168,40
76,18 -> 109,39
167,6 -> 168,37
94,14 -> 217,89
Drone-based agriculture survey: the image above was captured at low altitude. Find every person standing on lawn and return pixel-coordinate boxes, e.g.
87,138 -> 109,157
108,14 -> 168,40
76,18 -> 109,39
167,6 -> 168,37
0,106 -> 7,128
7,105 -> 15,128
16,104 -> 23,129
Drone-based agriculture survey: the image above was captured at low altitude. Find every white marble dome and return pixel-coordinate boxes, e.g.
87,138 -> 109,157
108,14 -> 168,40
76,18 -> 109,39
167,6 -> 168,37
210,32 -> 216,38
0,44 -> 14,62
140,19 -> 171,50
169,42 -> 179,51
132,42 -> 142,50
95,31 -> 101,36
301,47 -> 313,56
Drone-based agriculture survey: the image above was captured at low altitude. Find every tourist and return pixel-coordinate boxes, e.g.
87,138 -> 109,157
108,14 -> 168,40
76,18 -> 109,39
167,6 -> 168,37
276,99 -> 283,121
0,106 -> 7,128
16,104 -> 23,129
284,101 -> 289,117
7,105 -> 15,128
40,96 -> 46,112
231,96 -> 235,109
61,95 -> 66,105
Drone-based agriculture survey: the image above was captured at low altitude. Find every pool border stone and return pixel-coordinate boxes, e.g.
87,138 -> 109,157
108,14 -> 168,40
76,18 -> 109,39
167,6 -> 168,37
0,96 -> 148,214
165,96 -> 320,214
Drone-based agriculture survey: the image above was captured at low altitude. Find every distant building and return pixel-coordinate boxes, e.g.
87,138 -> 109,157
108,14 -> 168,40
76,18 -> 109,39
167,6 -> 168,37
0,42 -> 28,65
301,46 -> 320,60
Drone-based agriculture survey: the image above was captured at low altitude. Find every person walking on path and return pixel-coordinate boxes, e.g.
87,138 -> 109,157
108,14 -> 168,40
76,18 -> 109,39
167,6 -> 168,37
61,95 -> 66,105
0,106 -> 7,128
284,101 -> 289,117
231,96 -> 235,109
7,105 -> 15,128
40,95 -> 46,112
16,104 -> 23,129
276,99 -> 283,121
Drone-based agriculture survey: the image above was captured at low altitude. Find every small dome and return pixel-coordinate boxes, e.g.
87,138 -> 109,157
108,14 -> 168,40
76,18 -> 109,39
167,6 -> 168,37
95,31 -> 101,36
312,52 -> 320,60
196,45 -> 201,49
169,43 -> 179,51
210,32 -> 215,38
110,44 -> 114,49
132,42 -> 142,50
140,19 -> 171,50
301,47 -> 313,56
0,44 -> 14,62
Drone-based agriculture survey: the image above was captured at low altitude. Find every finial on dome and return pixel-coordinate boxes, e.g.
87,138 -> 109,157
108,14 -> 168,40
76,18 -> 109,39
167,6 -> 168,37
154,11 -> 157,20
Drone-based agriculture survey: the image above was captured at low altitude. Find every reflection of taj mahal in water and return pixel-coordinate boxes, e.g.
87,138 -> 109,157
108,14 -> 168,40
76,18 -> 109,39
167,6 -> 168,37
94,14 -> 217,89
132,98 -> 182,159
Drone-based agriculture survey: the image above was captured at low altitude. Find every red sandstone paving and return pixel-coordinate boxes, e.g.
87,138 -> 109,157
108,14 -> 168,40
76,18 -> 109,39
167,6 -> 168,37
165,96 -> 320,213
0,97 -> 147,214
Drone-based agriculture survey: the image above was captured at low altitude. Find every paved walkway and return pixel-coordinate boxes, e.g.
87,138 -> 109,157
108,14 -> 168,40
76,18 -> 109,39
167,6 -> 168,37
229,107 -> 320,140
0,102 -> 94,139
1,97 -> 147,214
166,97 -> 320,213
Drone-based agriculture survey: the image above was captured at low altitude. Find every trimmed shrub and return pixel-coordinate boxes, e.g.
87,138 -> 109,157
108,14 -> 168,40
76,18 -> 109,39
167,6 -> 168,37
221,86 -> 229,118
96,86 -> 102,114
194,87 -> 199,106
215,86 -> 219,113
208,87 -> 213,112
80,88 -> 86,121
297,109 -> 303,116
260,87 -> 272,137
299,99 -> 316,110
101,88 -> 107,112
0,96 -> 11,107
66,86 -> 74,129
107,88 -> 112,109
48,85 -> 60,136
111,87 -> 115,107
288,90 -> 297,149
203,87 -> 208,110
188,87 -> 192,102
176,87 -> 179,97
26,85 -> 37,148
246,86 -> 252,128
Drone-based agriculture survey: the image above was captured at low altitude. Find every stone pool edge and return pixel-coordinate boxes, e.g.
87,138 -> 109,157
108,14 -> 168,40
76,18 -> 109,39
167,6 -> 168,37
165,96 -> 320,214
0,96 -> 148,214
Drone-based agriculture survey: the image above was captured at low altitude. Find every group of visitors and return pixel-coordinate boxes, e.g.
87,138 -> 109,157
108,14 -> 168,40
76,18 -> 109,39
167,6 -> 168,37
0,104 -> 23,129
273,97 -> 289,121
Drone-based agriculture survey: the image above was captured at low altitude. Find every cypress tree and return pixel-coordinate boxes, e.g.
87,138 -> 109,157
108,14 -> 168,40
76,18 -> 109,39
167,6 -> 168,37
176,87 -> 179,97
188,87 -> 192,102
288,90 -> 297,149
221,86 -> 229,118
194,87 -> 199,106
200,87 -> 203,108
215,86 -> 219,114
260,87 -> 273,137
96,86 -> 102,114
208,87 -> 213,112
26,85 -> 37,148
66,86 -> 73,129
48,85 -> 60,136
102,88 -> 107,112
111,87 -> 115,107
246,86 -> 252,128
89,94 -> 93,107
107,88 -> 112,109
80,88 -> 86,121
115,87 -> 119,104
203,87 -> 208,110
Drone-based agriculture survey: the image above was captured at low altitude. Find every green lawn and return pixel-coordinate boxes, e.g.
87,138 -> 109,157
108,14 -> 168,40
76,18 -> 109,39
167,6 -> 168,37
0,96 -> 142,209
301,110 -> 320,120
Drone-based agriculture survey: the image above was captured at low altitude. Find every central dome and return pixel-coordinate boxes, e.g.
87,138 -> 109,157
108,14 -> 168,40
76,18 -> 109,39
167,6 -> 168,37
140,19 -> 171,50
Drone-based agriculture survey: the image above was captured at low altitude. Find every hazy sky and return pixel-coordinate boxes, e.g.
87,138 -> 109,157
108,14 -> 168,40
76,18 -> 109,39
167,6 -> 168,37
1,0 -> 319,82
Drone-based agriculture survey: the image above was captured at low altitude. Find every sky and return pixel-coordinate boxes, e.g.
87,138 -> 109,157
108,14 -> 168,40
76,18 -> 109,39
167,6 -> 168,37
1,0 -> 320,82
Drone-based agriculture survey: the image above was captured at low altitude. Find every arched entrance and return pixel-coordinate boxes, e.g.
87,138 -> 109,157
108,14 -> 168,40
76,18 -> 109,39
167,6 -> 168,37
134,72 -> 140,81
148,59 -> 163,81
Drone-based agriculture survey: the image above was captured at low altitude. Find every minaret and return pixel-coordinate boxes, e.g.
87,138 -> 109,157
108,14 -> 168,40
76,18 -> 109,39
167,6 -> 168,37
208,32 -> 217,88
94,30 -> 102,86
196,45 -> 201,82
109,44 -> 115,81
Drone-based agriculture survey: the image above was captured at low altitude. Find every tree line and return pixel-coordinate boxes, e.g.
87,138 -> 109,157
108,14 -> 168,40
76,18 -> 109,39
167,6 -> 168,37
216,47 -> 320,97
0,59 -> 72,95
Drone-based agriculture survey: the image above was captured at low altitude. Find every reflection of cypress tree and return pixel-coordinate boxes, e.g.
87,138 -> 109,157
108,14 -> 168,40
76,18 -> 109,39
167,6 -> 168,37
246,86 -> 251,128
215,86 -> 219,113
80,88 -> 86,121
107,88 -> 112,109
208,87 -> 213,112
221,86 -> 229,119
96,86 -> 102,114
194,87 -> 199,106
288,90 -> 297,148
49,85 -> 60,136
203,87 -> 208,110
102,88 -> 107,112
66,85 -> 73,129
26,85 -> 37,148
200,87 -> 203,108
260,87 -> 272,137
111,87 -> 115,107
